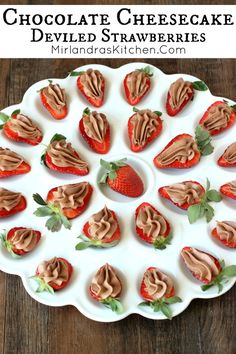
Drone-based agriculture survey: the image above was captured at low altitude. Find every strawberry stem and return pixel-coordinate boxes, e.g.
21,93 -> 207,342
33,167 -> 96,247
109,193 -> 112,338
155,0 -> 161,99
30,275 -> 54,294
137,66 -> 153,77
83,107 -> 90,115
195,125 -> 214,156
153,234 -> 172,250
192,81 -> 208,91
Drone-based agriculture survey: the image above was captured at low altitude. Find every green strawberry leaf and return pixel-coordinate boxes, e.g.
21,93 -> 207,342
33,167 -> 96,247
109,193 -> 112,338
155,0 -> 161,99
99,173 -> 108,184
45,215 -> 62,232
31,276 -> 54,294
99,158 -> 127,184
204,203 -> 215,223
69,70 -> 85,76
221,265 -> 236,277
137,66 -> 153,77
230,104 -> 236,112
60,214 -> 72,230
101,298 -> 123,314
83,107 -> 90,115
33,193 -> 48,206
33,206 -> 54,217
133,107 -> 139,112
0,123 -> 5,129
201,283 -> 214,291
164,296 -> 182,305
154,111 -> 162,116
160,303 -> 172,320
100,159 -> 113,170
206,178 -> 210,191
75,241 -> 92,250
192,80 -> 208,91
0,112 -> 10,123
50,133 -> 66,143
113,158 -> 127,167
139,301 -> 151,307
187,203 -> 202,224
11,109 -> 21,116
195,125 -> 214,156
206,189 -> 222,202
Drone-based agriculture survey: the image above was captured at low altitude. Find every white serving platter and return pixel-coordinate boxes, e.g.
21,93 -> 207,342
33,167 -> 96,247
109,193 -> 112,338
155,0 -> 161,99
0,62 -> 236,322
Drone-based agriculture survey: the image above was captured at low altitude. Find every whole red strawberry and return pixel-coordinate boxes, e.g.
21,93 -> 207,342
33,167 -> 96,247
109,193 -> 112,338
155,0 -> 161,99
124,66 -> 153,106
99,158 -> 144,198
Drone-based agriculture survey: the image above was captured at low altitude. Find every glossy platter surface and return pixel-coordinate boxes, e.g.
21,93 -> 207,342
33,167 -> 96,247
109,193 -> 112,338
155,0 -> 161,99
0,63 -> 236,322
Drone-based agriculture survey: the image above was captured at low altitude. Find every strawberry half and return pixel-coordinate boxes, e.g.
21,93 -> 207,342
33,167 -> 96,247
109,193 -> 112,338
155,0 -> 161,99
33,182 -> 93,232
135,202 -> 171,249
0,109 -> 43,146
76,206 -> 121,250
0,147 -> 31,178
217,142 -> 236,167
199,101 -> 236,136
220,181 -> 236,200
31,257 -> 73,293
79,108 -> 110,154
139,267 -> 182,320
89,263 -> 123,314
0,188 -> 27,218
128,107 -> 163,152
159,179 -> 222,223
124,66 -> 153,106
70,69 -> 105,107
212,221 -> 236,249
0,227 -> 41,257
99,158 -> 144,198
153,134 -> 200,169
181,247 -> 236,292
40,80 -> 68,120
41,133 -> 89,176
153,126 -> 213,169
166,78 -> 208,117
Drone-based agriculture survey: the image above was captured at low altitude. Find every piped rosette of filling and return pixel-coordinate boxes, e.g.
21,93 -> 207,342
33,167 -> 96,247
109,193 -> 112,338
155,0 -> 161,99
124,66 -> 153,105
0,147 -> 31,178
166,77 -> 208,117
199,101 -> 236,136
212,221 -> 236,248
135,202 -> 171,250
40,81 -> 67,120
33,182 -> 93,232
128,108 -> 163,152
71,69 -> 105,107
220,181 -> 236,200
76,206 -> 121,250
154,134 -> 200,169
139,267 -> 182,320
79,107 -> 110,154
218,142 -> 236,167
158,179 -> 222,224
0,187 -> 27,218
42,133 -> 89,176
0,109 -> 43,145
181,247 -> 236,292
89,263 -> 123,314
0,227 -> 41,257
31,257 -> 73,293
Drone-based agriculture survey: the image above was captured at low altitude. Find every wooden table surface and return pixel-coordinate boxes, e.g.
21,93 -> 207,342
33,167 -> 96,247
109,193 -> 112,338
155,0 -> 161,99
0,58 -> 235,354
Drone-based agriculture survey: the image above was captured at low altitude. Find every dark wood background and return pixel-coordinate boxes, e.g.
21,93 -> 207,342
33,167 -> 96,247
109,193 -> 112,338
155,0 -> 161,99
0,1 -> 236,353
